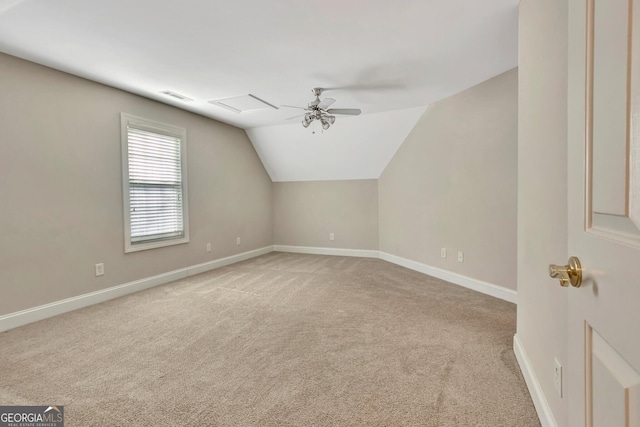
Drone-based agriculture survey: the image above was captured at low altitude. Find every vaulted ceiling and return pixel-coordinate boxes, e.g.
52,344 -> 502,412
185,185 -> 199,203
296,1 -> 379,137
0,0 -> 518,182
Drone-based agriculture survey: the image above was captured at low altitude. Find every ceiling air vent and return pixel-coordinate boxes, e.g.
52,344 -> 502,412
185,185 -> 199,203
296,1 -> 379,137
160,90 -> 193,102
208,94 -> 278,114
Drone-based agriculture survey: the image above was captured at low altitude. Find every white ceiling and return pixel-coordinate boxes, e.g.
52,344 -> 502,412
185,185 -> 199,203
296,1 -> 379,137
248,106 -> 427,182
0,0 -> 518,181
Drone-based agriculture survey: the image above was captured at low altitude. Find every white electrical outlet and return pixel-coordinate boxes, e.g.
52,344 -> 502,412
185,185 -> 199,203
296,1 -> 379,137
236,237 -> 241,246
206,243 -> 211,252
554,358 -> 562,397
95,263 -> 104,277
457,251 -> 464,263
330,233 -> 335,241
441,248 -> 447,258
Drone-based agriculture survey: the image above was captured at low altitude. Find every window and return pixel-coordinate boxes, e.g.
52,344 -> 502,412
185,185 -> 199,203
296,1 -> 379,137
121,113 -> 189,252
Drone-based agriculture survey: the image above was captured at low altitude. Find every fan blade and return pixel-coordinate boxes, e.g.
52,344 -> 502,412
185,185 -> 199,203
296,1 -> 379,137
285,114 -> 305,120
281,104 -> 307,110
317,98 -> 336,110
327,108 -> 361,116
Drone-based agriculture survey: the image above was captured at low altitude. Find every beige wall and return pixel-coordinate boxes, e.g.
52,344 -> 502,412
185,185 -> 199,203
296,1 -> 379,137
517,0 -> 568,424
0,53 -> 273,316
273,180 -> 378,250
378,69 -> 518,290
1,51 -> 521,322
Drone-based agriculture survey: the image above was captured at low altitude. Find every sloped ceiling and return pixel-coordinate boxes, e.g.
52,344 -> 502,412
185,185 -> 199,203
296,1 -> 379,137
248,107 -> 427,182
0,0 -> 518,182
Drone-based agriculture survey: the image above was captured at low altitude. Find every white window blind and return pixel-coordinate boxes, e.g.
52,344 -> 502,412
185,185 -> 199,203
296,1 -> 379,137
128,127 -> 183,242
121,114 -> 189,252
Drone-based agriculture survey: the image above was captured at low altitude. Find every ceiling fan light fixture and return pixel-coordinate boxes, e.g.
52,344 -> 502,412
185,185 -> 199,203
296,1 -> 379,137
284,88 -> 360,131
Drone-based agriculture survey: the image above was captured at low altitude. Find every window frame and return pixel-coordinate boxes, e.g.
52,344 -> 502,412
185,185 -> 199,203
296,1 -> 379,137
120,113 -> 190,253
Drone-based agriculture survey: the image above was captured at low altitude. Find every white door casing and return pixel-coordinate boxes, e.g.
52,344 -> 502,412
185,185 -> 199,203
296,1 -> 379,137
567,0 -> 640,425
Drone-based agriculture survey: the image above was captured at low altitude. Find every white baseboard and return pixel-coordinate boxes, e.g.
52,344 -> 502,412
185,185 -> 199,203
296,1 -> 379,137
0,246 -> 274,333
272,246 -> 516,304
1,246 -> 516,332
513,334 -> 557,427
273,245 -> 379,258
188,245 -> 274,275
378,251 -> 517,304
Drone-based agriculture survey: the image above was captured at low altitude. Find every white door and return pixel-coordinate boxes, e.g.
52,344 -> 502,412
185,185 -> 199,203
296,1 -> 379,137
567,0 -> 640,425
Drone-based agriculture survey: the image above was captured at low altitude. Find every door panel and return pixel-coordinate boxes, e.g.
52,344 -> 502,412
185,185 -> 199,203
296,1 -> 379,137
568,0 -> 640,425
591,0 -> 630,217
587,0 -> 640,243
588,325 -> 640,426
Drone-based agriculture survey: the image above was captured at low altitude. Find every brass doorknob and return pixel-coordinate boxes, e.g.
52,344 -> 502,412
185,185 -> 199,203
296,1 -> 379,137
549,256 -> 582,288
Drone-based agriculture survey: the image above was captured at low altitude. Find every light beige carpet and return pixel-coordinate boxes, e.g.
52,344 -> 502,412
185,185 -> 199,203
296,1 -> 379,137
0,253 -> 540,426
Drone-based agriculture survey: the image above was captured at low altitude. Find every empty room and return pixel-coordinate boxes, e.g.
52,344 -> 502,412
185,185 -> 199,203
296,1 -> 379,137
1,0 -> 638,426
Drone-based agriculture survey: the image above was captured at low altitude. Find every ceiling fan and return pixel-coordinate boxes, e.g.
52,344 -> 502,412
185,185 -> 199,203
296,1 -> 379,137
283,88 -> 361,130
